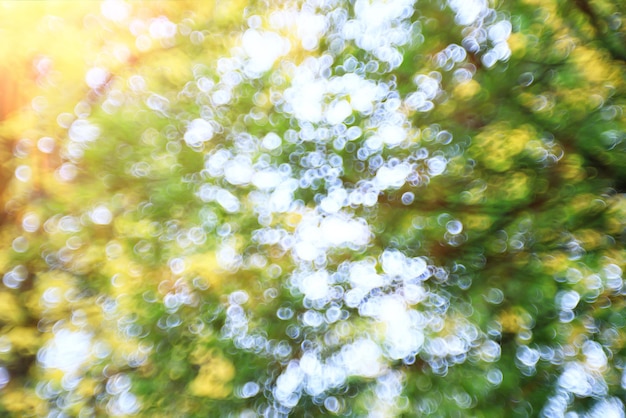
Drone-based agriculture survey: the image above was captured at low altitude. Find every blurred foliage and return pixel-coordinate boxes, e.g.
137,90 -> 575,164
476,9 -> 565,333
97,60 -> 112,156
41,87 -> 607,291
0,0 -> 625,417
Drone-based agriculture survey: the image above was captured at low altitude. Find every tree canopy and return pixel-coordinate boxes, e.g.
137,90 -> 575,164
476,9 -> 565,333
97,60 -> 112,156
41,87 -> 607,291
1,0 -> 625,416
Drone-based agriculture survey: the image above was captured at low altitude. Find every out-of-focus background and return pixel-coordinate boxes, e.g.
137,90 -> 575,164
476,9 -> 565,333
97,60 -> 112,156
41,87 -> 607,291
1,0 -> 626,417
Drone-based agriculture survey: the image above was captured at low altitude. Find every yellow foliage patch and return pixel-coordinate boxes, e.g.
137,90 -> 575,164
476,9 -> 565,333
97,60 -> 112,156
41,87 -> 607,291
462,214 -> 494,231
76,377 -> 98,398
186,252 -> 225,289
507,32 -> 527,57
473,123 -> 535,172
541,253 -> 570,275
1,387 -> 47,415
453,80 -> 480,101
501,172 -> 531,201
571,46 -> 620,87
24,271 -> 77,317
284,211 -> 303,229
559,154 -> 585,181
6,326 -> 40,355
114,218 -> 157,239
0,292 -> 24,324
498,306 -> 532,334
188,347 -> 235,399
72,244 -> 107,275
